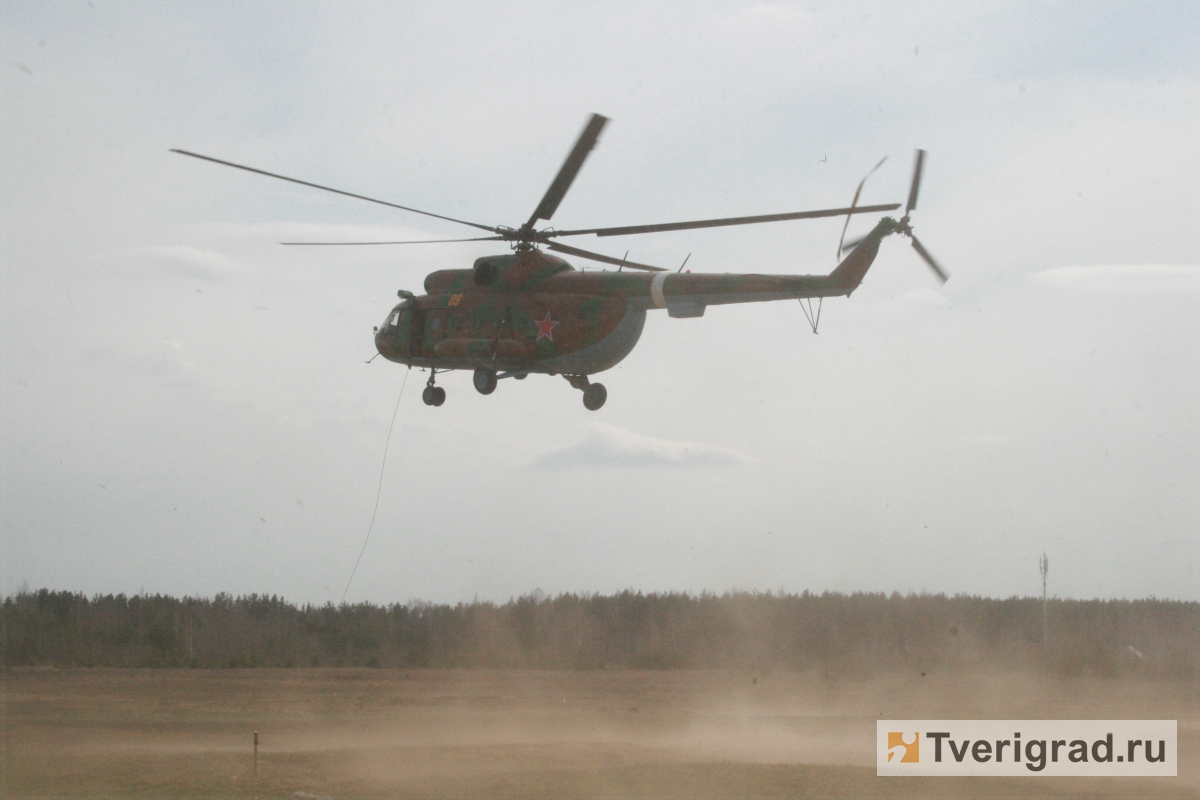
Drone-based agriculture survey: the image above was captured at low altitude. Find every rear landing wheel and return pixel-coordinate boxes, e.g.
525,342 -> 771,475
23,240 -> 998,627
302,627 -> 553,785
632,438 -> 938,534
473,367 -> 497,395
582,383 -> 607,411
431,386 -> 446,406
422,386 -> 435,406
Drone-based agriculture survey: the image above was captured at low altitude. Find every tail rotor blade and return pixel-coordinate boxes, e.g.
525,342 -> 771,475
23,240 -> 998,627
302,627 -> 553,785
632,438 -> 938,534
905,149 -> 926,215
837,156 -> 887,262
910,234 -> 948,283
839,232 -> 870,254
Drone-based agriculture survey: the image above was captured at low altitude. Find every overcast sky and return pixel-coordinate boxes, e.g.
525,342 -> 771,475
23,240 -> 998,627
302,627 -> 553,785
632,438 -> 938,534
2,1 -> 1196,605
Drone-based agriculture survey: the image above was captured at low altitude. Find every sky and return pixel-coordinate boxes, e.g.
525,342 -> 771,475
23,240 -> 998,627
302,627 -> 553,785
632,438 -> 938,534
2,1 -> 1197,605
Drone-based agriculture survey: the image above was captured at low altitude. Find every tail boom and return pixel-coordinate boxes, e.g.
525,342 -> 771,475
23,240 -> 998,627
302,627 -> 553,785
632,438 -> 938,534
638,217 -> 893,316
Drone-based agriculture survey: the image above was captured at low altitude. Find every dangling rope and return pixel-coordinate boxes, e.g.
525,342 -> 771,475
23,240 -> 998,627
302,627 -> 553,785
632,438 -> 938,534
341,367 -> 409,603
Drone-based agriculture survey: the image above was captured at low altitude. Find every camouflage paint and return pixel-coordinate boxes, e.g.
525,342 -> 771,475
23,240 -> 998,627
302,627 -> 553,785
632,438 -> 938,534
374,217 -> 892,376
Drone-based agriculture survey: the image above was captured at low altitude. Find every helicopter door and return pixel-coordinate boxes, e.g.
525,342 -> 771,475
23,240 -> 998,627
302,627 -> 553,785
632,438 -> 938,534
392,308 -> 411,347
410,308 -> 427,357
426,310 -> 446,344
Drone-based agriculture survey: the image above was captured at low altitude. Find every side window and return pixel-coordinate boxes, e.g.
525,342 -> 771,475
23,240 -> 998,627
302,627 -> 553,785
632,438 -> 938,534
426,312 -> 447,340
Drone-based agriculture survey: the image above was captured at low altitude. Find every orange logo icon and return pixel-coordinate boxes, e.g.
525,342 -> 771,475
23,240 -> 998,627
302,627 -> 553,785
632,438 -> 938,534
887,732 -> 920,763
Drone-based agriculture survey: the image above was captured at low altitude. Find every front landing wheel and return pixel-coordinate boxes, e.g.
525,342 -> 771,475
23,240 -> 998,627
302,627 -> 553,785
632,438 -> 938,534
582,383 -> 607,411
423,386 -> 446,406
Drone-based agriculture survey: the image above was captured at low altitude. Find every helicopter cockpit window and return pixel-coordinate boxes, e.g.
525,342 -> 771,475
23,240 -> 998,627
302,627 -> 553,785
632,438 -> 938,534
382,309 -> 400,330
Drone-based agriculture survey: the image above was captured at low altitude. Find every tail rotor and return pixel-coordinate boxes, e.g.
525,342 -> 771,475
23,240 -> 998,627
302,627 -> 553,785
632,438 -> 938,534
910,233 -> 948,284
839,149 -> 949,284
905,149 -> 925,215
899,149 -> 947,284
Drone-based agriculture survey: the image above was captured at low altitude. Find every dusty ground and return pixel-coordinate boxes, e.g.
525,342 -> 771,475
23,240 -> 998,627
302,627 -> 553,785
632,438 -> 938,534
3,667 -> 1195,798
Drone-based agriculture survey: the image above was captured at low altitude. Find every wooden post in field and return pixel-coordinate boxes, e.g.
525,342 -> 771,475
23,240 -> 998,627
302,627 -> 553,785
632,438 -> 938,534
253,730 -> 258,775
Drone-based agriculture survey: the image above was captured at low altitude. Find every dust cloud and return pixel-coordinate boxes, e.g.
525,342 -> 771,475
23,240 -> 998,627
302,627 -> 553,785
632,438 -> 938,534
6,667 -> 1195,798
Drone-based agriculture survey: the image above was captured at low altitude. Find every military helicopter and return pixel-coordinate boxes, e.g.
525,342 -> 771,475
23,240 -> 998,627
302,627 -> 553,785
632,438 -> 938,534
173,114 -> 946,410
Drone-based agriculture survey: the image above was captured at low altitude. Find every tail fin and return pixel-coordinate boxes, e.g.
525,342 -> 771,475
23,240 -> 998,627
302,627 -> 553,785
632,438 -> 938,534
829,219 -> 890,295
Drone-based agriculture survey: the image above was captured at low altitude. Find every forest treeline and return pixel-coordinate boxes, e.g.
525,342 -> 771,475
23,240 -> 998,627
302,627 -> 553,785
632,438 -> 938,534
3,589 -> 1196,679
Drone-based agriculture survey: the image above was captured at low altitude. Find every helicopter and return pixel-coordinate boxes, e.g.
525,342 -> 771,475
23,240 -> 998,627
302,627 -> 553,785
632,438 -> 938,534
172,114 -> 947,410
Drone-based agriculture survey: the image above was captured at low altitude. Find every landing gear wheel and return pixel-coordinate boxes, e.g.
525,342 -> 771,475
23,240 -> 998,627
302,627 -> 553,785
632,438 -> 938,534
423,370 -> 445,407
582,383 -> 607,411
473,367 -> 497,395
422,372 -> 446,406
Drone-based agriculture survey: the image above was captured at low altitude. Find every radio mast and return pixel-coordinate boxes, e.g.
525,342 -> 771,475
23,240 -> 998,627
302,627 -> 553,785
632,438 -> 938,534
1039,553 -> 1049,660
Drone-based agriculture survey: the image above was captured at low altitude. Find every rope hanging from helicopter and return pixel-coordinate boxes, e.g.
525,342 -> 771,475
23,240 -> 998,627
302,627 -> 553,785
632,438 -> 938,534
341,366 -> 410,603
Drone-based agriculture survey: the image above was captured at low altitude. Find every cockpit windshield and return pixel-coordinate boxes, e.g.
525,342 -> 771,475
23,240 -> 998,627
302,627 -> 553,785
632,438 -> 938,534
381,307 -> 401,331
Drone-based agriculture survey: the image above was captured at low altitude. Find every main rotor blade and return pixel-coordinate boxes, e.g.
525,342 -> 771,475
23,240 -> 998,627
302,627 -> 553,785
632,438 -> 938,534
545,241 -> 666,272
910,234 -> 948,283
837,156 -> 887,262
906,149 -> 926,215
527,113 -> 608,226
171,149 -> 498,234
281,236 -> 504,245
549,203 -> 900,239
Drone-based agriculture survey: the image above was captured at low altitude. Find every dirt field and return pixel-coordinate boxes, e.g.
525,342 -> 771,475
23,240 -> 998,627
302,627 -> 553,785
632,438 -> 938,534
3,668 -> 1195,798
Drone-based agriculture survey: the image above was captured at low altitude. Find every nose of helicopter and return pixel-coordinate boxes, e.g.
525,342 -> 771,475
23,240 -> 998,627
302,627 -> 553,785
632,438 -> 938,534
373,327 -> 393,360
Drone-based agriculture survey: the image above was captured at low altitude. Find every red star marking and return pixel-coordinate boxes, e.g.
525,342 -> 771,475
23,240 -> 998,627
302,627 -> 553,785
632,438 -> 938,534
535,311 -> 560,342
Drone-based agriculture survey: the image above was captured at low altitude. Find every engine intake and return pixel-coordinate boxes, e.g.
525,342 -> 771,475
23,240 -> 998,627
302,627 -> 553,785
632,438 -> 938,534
474,261 -> 498,286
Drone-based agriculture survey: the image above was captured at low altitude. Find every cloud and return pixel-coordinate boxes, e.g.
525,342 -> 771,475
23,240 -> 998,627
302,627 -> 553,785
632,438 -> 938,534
528,424 -> 754,470
1032,265 -> 1200,292
129,245 -> 248,281
721,4 -> 799,28
896,288 -> 951,308
89,338 -> 205,391
958,434 -> 1013,445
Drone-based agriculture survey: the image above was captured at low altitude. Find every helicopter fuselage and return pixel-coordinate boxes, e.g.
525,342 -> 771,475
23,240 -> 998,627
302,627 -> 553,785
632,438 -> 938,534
374,237 -> 884,378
